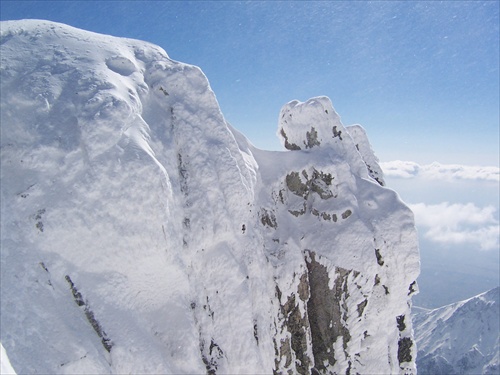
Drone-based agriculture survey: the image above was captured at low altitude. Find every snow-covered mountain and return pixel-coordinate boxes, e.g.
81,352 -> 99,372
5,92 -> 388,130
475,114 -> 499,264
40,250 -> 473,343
0,20 -> 420,374
413,287 -> 499,375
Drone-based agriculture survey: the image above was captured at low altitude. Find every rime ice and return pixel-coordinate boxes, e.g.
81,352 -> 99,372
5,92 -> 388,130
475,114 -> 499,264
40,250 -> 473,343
0,20 -> 419,374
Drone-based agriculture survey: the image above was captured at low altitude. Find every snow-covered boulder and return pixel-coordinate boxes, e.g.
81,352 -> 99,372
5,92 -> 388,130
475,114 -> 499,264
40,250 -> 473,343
0,20 -> 419,374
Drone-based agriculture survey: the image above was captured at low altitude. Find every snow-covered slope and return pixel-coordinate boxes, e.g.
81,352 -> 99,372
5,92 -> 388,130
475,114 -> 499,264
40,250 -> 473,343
413,287 -> 499,375
1,342 -> 17,375
0,20 -> 419,374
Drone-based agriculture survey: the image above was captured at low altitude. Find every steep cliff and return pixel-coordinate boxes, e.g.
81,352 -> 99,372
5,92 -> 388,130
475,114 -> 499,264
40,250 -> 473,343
0,20 -> 419,374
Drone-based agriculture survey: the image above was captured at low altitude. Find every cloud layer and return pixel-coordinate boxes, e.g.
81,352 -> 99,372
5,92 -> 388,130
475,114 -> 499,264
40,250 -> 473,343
381,161 -> 499,181
409,202 -> 499,250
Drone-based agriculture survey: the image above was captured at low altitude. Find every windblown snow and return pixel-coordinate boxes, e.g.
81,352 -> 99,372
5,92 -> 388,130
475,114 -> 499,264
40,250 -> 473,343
0,20 -> 420,374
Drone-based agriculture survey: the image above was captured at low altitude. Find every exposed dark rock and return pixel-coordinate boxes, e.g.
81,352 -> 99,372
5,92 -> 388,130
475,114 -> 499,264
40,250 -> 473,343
65,275 -> 85,307
278,189 -> 285,204
279,337 -> 293,368
321,212 -> 331,221
332,126 -> 343,140
276,281 -> 312,374
253,321 -> 259,344
310,181 -> 333,200
305,251 -> 352,372
298,272 -> 310,302
288,302 -> 311,375
286,172 -> 308,197
286,169 -> 334,201
200,338 -> 224,375
398,337 -> 413,364
341,210 -> 352,219
34,208 -> 46,232
346,360 -> 352,375
260,208 -> 278,228
281,128 -> 301,150
365,164 -> 384,186
357,299 -> 368,317
177,153 -> 189,195
397,315 -> 406,332
39,262 -> 49,273
65,275 -> 113,352
408,281 -> 417,296
305,127 -> 320,149
375,249 -> 384,266
34,208 -> 45,220
275,284 -> 282,301
288,204 -> 307,217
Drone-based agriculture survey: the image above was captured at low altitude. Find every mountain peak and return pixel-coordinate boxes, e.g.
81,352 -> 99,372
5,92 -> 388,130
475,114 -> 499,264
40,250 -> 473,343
414,287 -> 500,375
278,96 -> 343,151
1,19 -> 419,374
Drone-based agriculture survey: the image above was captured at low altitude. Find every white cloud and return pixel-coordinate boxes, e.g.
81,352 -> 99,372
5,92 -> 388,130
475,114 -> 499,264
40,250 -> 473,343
381,160 -> 499,182
409,202 -> 499,250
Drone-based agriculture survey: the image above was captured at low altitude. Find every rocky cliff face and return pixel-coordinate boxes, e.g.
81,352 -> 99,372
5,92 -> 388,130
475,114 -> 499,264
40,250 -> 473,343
0,20 -> 419,374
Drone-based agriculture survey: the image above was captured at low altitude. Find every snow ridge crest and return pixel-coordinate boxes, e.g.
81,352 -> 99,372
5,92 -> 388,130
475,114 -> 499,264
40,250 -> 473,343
0,19 -> 419,375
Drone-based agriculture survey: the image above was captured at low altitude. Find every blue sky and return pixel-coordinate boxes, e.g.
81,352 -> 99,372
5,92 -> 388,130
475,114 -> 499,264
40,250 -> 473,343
1,1 -> 499,307
1,0 -> 498,165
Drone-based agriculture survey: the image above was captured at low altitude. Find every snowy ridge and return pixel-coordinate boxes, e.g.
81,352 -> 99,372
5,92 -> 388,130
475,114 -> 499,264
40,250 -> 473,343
1,20 -> 419,374
413,287 -> 499,375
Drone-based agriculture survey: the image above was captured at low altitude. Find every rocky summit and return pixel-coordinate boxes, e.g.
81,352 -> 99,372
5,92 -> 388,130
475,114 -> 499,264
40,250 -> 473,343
0,20 -> 419,374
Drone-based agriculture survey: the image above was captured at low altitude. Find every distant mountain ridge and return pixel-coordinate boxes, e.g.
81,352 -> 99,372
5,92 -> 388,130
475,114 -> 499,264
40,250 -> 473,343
413,287 -> 500,375
0,20 -> 419,374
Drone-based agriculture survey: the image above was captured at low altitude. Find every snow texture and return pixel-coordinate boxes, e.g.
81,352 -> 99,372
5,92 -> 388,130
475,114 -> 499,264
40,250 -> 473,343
0,20 -> 420,374
1,342 -> 17,374
413,287 -> 499,375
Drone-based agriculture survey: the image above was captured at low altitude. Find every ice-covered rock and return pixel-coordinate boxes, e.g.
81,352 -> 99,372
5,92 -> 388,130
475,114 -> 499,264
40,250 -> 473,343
0,20 -> 419,374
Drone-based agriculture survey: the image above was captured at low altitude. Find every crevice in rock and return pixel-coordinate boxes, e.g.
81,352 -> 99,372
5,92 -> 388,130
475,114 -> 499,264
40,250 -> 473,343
65,275 -> 113,353
200,337 -> 224,375
357,299 -> 368,318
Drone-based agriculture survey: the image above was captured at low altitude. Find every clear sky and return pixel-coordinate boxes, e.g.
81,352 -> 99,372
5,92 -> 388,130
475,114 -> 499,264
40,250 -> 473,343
1,1 -> 499,308
1,0 -> 499,165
